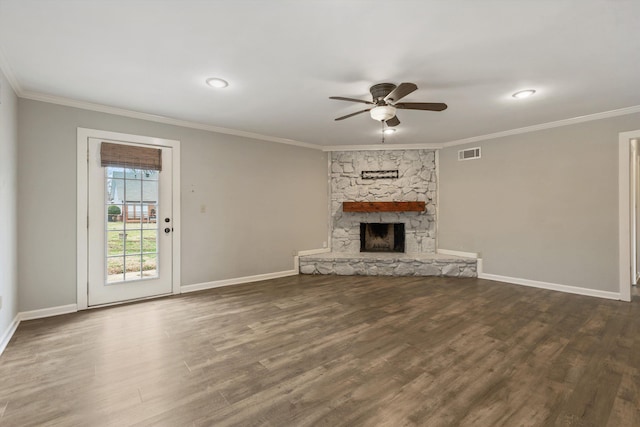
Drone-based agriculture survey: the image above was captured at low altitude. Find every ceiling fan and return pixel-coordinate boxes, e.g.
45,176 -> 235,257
330,82 -> 447,127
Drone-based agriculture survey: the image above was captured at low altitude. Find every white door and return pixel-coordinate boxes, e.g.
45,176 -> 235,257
87,138 -> 173,306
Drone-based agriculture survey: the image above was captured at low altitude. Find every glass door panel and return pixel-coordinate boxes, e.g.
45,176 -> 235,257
88,138 -> 172,306
105,167 -> 160,284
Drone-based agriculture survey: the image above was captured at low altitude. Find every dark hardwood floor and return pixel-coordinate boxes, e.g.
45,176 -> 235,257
1,275 -> 639,426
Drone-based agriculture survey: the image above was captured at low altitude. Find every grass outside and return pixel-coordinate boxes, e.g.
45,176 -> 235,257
106,221 -> 157,275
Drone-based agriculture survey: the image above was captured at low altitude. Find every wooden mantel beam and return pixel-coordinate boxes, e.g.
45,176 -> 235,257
342,201 -> 426,212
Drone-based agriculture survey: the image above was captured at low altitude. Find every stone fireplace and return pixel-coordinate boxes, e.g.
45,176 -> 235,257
298,148 -> 477,278
360,223 -> 405,253
330,149 -> 436,253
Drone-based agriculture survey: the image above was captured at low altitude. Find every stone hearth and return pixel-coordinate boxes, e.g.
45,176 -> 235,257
299,252 -> 476,277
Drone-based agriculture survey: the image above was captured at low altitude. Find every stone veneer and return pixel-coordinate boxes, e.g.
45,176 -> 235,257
299,253 -> 477,277
331,149 -> 437,253
299,148 -> 477,278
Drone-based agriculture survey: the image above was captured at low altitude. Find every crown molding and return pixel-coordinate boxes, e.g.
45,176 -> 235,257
323,142 -> 443,152
0,46 -> 23,95
19,90 -> 324,151
440,105 -> 640,149
321,105 -> 640,152
10,86 -> 640,153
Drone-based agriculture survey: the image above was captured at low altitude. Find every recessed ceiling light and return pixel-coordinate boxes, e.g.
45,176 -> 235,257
512,89 -> 536,99
383,128 -> 396,135
206,78 -> 229,88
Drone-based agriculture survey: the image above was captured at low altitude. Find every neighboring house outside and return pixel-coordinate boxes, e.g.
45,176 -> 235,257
107,170 -> 157,223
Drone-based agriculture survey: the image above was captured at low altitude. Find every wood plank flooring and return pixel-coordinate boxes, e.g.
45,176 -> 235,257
1,275 -> 639,426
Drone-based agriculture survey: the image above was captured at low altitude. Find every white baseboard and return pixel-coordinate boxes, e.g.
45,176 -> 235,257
478,272 -> 621,300
294,248 -> 330,271
1,303 -> 80,356
19,304 -> 78,321
437,248 -> 479,259
0,315 -> 20,356
298,248 -> 330,256
181,269 -> 298,294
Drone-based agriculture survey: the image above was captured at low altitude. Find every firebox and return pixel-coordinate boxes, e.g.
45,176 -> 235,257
360,223 -> 405,253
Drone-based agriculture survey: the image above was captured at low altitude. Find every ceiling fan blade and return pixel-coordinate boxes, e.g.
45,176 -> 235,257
394,102 -> 448,111
384,83 -> 417,103
329,96 -> 374,105
385,116 -> 400,127
334,108 -> 371,121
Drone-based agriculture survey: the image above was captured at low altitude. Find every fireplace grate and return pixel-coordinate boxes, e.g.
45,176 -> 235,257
360,223 -> 405,253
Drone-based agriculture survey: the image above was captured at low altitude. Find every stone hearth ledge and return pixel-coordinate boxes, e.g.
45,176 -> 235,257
299,252 -> 477,277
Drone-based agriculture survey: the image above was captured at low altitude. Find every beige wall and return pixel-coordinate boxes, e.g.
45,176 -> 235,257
0,69 -> 18,338
439,112 -> 640,293
18,99 -> 328,311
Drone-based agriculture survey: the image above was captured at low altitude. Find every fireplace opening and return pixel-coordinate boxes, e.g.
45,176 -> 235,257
360,223 -> 405,253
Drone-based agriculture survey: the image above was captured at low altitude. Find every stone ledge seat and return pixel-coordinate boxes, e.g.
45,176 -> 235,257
299,252 -> 477,277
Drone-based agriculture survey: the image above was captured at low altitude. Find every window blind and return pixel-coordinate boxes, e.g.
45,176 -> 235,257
100,142 -> 162,171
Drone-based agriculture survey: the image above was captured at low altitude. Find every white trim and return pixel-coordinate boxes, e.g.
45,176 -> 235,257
23,91 -> 322,151
437,249 -> 479,259
442,105 -> 640,149
322,105 -> 640,152
19,304 -> 78,321
478,272 -> 621,301
0,315 -> 20,356
171,143 -> 182,296
0,46 -> 22,95
294,248 -> 331,272
631,140 -> 638,287
84,293 -> 172,310
323,143 -> 443,152
181,270 -> 298,294
327,153 -> 332,251
298,248 -> 331,256
1,303 -> 82,355
619,133 -> 630,301
13,89 -> 640,153
618,130 -> 640,302
76,130 -> 89,310
77,128 -> 182,310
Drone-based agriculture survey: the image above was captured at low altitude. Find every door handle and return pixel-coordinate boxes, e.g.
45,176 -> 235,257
164,227 -> 171,234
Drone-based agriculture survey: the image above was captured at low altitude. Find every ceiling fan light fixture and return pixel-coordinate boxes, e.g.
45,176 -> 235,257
370,105 -> 397,121
206,77 -> 229,88
512,89 -> 536,99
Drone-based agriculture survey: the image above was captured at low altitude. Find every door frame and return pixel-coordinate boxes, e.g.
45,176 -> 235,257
77,128 -> 181,310
618,129 -> 640,302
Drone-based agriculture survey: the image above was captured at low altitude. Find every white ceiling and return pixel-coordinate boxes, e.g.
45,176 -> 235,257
1,0 -> 639,147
